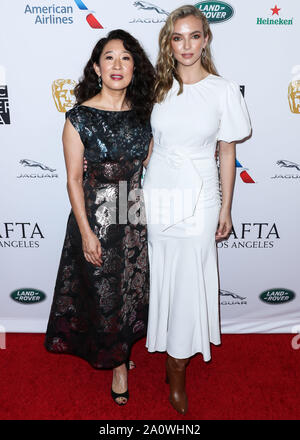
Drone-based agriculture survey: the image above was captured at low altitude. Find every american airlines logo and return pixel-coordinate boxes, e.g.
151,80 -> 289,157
236,159 -> 255,183
74,0 -> 103,28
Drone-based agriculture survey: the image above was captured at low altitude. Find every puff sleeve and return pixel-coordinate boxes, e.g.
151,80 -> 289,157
217,81 -> 251,143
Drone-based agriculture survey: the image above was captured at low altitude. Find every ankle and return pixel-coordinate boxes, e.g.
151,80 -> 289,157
114,362 -> 126,371
167,355 -> 190,369
113,364 -> 127,378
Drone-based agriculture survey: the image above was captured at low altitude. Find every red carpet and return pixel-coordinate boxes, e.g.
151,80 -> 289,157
0,333 -> 299,420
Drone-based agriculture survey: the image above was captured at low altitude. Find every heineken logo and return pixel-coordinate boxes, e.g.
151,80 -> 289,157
194,1 -> 234,23
259,288 -> 295,305
257,5 -> 293,26
10,288 -> 46,304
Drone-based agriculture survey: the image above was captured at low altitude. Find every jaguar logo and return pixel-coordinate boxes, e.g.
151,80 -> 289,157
20,159 -> 56,172
276,160 -> 300,171
220,289 -> 247,300
133,1 -> 169,15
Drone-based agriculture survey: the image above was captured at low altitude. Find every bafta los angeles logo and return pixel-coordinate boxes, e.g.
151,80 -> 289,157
52,79 -> 76,112
288,80 -> 300,114
288,65 -> 300,114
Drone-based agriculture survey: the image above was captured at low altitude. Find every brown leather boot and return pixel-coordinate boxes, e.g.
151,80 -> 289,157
166,354 -> 190,415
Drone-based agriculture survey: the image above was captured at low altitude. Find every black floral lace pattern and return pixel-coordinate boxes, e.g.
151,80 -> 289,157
44,106 -> 152,369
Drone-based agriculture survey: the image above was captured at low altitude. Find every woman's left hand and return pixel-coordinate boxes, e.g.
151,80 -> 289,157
216,207 -> 232,241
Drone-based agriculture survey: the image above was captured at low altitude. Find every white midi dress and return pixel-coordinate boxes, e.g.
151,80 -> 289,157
143,74 -> 251,361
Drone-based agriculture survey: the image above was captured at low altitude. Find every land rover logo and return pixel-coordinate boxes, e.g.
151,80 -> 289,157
259,288 -> 295,305
10,288 -> 46,304
194,1 -> 234,23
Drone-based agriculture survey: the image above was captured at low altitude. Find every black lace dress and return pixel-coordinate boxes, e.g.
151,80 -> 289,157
44,105 -> 152,369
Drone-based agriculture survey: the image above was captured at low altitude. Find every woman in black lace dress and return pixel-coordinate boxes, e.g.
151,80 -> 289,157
44,30 -> 155,405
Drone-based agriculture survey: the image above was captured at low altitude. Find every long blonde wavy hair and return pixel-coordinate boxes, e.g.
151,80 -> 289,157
155,5 -> 218,103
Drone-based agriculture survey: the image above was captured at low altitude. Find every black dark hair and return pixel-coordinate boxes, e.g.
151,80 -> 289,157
74,29 -> 155,123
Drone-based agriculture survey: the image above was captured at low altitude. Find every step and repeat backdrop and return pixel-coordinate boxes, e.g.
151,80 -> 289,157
0,0 -> 299,334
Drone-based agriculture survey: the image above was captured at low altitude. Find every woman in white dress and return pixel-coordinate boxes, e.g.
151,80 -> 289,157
142,5 -> 251,414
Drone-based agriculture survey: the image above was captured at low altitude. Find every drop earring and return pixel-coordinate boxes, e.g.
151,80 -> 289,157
98,76 -> 102,89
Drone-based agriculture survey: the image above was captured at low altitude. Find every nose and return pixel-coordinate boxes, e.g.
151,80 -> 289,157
183,38 -> 191,50
113,58 -> 121,69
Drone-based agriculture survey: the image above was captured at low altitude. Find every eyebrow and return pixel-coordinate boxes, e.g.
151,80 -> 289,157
103,50 -> 131,55
172,30 -> 202,36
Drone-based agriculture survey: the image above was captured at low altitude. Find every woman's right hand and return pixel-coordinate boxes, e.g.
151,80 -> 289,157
82,231 -> 103,266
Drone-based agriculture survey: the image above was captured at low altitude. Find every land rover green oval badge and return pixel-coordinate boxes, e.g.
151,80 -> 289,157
259,288 -> 295,305
194,1 -> 234,23
10,288 -> 46,304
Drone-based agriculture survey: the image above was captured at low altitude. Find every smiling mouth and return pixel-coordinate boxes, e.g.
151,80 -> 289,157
111,74 -> 124,80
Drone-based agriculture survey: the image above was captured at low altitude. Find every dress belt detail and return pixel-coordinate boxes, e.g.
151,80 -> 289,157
150,144 -> 217,232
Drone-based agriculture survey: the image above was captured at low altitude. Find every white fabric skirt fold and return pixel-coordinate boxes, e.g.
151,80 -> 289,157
145,205 -> 221,360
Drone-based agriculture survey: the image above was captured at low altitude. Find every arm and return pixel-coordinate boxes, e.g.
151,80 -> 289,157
216,140 -> 236,240
63,119 -> 102,266
143,137 -> 153,168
